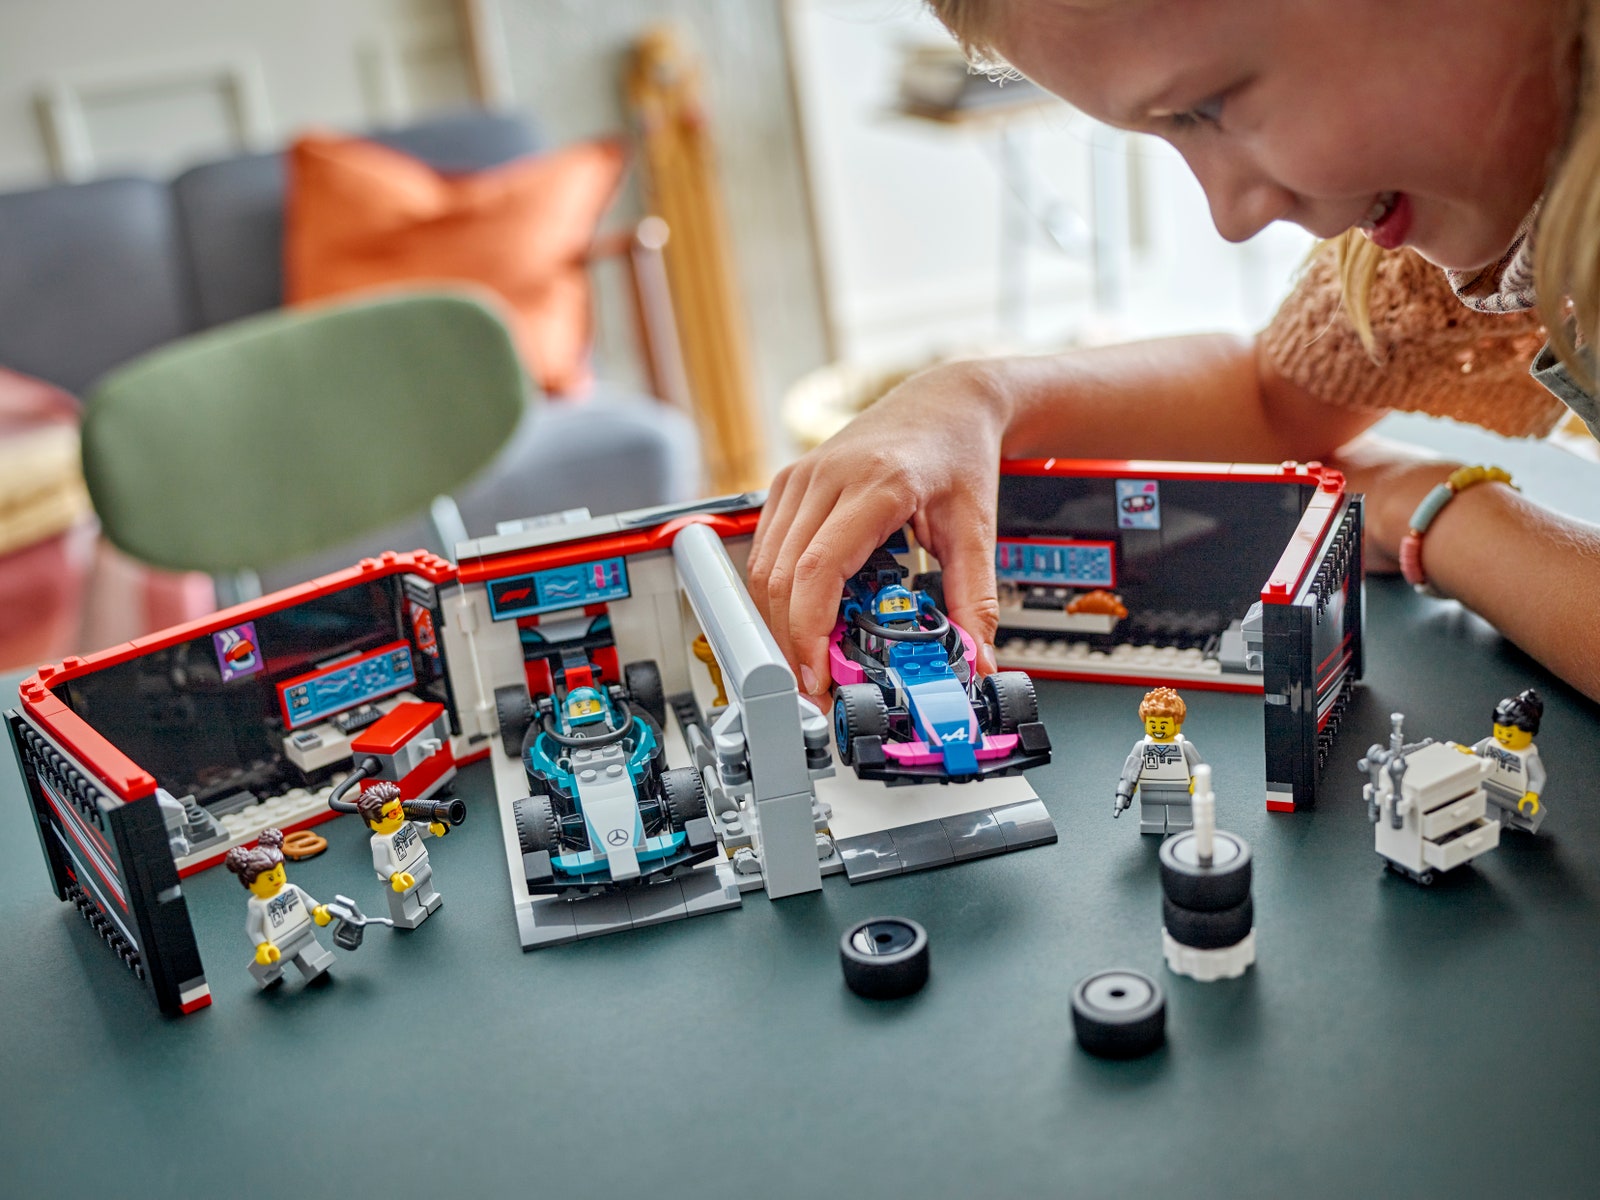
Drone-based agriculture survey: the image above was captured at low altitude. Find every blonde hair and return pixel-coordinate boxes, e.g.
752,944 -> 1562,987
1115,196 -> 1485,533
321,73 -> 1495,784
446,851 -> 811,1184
928,0 -> 1600,391
926,0 -> 1002,65
1534,0 -> 1600,391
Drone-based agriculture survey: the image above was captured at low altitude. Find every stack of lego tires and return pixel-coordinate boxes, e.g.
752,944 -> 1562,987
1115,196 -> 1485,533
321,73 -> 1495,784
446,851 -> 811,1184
1159,825 -> 1255,981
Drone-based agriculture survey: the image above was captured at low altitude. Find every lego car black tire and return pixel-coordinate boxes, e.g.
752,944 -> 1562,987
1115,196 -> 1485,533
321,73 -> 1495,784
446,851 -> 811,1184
1071,969 -> 1167,1059
1161,894 -> 1254,950
834,684 -> 889,766
494,683 -> 535,760
660,765 -> 708,828
513,793 -> 561,855
1158,830 -> 1253,911
623,659 -> 667,728
840,916 -> 930,999
980,671 -> 1039,734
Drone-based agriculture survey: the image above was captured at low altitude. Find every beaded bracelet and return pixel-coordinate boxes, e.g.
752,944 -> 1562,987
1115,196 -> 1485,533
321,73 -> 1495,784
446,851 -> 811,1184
1398,465 -> 1516,597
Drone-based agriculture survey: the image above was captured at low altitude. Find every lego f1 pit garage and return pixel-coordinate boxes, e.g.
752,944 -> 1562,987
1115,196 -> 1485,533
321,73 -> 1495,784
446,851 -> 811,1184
10,467 -> 1349,1015
4,456 -> 1598,1200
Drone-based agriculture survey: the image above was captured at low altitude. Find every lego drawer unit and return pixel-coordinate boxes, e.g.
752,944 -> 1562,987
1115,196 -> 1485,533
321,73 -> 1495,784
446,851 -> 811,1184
6,551 -> 478,1016
993,460 -> 1363,811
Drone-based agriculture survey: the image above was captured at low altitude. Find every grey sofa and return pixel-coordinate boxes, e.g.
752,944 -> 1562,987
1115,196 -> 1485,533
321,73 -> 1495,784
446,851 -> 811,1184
0,110 -> 700,592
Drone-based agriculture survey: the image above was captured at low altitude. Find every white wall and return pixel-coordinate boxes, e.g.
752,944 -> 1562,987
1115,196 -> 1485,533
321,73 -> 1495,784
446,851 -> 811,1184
788,0 -> 1313,369
0,0 -> 472,187
494,0 -> 832,465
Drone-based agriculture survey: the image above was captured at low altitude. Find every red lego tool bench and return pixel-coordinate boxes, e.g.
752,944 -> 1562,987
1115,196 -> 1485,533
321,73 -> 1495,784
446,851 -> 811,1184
6,550 -> 482,1015
993,459 -> 1362,811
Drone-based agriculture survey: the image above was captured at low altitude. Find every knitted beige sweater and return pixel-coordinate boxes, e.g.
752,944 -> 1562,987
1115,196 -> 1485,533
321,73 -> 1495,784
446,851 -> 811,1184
1259,245 -> 1565,438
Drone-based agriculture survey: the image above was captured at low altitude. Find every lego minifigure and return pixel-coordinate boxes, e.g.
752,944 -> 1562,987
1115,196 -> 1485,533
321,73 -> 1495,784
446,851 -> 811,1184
1114,687 -> 1203,835
224,827 -> 336,989
1459,689 -> 1548,834
357,780 -> 448,929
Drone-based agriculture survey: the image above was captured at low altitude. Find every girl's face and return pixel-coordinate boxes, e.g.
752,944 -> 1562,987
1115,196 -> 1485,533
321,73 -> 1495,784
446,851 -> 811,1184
989,0 -> 1577,269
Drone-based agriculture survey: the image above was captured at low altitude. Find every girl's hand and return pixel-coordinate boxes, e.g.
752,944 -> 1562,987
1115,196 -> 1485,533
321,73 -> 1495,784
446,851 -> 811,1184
749,361 -> 1008,707
1325,434 -> 1459,573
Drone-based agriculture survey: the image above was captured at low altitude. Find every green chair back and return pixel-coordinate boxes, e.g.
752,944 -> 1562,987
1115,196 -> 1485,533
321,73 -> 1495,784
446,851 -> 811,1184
82,291 -> 528,573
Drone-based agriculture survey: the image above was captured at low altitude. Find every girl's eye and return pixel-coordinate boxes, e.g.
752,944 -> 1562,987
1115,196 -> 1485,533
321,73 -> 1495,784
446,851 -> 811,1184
1170,95 -> 1225,130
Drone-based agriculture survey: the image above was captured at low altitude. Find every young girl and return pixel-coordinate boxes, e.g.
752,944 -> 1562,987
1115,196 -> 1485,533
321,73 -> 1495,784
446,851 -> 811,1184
749,0 -> 1600,707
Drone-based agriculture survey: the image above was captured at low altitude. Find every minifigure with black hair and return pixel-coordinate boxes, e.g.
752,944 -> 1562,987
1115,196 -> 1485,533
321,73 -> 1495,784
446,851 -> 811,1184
1459,689 -> 1548,834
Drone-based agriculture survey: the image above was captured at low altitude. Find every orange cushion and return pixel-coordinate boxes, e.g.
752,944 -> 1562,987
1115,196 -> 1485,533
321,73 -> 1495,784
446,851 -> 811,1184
285,133 -> 626,396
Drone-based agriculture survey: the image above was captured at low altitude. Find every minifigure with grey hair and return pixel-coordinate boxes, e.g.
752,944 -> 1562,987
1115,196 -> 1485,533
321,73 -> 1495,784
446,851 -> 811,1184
224,827 -> 335,989
1114,687 -> 1204,835
357,781 -> 448,929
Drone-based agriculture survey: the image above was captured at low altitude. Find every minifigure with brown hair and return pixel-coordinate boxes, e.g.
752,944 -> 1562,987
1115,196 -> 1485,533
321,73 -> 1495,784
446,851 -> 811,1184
357,781 -> 448,929
1114,688 -> 1205,836
224,827 -> 335,989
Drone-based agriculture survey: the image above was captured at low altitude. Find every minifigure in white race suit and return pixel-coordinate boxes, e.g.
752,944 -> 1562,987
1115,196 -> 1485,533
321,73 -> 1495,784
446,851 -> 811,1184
1460,688 -> 1549,834
1114,688 -> 1205,835
224,828 -> 335,989
357,781 -> 448,929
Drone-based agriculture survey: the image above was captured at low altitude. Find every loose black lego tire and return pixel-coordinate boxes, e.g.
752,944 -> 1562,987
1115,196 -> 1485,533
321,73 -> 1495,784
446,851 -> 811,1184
1071,969 -> 1166,1059
1161,894 -> 1254,950
840,917 -> 930,999
1158,830 -> 1253,911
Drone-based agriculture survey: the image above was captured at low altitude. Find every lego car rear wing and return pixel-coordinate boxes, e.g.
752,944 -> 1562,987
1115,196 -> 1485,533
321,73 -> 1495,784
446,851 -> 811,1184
993,459 -> 1363,810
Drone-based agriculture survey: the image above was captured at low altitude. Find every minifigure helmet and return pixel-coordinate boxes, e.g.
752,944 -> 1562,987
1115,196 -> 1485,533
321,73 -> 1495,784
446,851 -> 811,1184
874,585 -> 917,621
564,687 -> 607,726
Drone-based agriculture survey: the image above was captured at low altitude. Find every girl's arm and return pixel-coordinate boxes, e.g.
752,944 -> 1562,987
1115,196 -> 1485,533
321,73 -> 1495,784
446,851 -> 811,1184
749,332 -> 1382,704
1335,435 -> 1600,702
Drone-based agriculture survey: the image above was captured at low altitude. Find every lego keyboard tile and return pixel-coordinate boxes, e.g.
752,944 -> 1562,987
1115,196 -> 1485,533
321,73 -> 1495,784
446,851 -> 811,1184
941,808 -> 1009,861
993,799 -> 1060,850
888,819 -> 956,872
837,831 -> 904,882
570,890 -> 638,939
625,880 -> 689,928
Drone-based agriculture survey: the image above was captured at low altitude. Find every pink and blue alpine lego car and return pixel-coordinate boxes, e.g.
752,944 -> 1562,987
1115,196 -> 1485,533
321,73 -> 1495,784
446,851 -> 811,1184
829,549 -> 1051,785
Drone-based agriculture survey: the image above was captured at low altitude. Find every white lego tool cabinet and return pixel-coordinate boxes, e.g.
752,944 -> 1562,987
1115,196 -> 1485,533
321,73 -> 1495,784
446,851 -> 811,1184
1361,717 -> 1500,885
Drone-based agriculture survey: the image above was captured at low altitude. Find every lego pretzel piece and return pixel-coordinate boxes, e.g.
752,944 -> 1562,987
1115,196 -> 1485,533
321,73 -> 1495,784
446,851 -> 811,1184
281,830 -> 329,860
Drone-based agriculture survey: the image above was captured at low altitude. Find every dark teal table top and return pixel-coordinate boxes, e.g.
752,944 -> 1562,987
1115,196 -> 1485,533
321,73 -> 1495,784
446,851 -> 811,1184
3,418 -> 1598,1199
